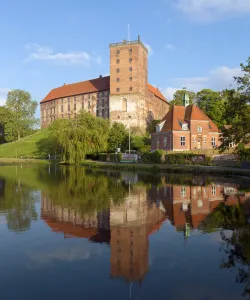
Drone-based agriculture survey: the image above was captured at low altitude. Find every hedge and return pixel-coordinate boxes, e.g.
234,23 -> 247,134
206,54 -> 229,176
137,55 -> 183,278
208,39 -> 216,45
98,153 -> 121,162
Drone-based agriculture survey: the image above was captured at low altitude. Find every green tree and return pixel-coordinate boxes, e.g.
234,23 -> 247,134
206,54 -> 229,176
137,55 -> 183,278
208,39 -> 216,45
219,58 -> 250,150
0,106 -> 11,143
107,122 -> 128,152
147,119 -> 160,134
5,89 -> 38,141
49,111 -> 109,164
196,89 -> 226,127
171,90 -> 196,106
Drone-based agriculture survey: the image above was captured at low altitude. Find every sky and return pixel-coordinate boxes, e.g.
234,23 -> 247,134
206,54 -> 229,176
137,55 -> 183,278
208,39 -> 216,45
1,0 -> 250,117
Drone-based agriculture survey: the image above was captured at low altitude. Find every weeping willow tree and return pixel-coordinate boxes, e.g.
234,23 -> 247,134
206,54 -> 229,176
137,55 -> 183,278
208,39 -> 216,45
49,111 -> 110,164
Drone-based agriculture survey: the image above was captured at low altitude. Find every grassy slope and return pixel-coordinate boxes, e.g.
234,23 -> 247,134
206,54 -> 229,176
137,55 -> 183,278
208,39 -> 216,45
0,129 -> 49,158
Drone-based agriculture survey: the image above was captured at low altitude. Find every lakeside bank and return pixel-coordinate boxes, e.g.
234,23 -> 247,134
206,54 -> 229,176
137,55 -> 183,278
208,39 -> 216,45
81,161 -> 250,178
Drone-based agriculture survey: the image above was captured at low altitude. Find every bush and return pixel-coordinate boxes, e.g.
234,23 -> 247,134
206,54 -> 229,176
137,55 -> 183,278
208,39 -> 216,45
237,147 -> 250,161
165,153 -> 212,165
141,150 -> 165,164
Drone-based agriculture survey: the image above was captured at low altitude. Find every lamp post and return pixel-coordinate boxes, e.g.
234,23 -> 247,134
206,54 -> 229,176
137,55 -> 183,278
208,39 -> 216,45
128,116 -> 131,154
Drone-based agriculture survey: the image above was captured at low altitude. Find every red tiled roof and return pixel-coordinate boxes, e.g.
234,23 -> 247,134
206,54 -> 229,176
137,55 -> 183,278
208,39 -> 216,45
41,76 -> 110,103
148,84 -> 168,102
42,217 -> 97,239
40,76 -> 168,103
158,104 -> 219,133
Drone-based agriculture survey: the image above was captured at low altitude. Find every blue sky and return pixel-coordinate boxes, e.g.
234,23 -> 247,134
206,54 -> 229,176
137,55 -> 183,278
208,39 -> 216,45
1,0 -> 250,117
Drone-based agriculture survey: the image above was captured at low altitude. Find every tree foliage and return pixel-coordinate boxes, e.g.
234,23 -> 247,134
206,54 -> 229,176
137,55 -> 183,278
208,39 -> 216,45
107,122 -> 128,152
220,58 -> 250,150
196,89 -> 226,127
5,89 -> 38,141
171,89 -> 196,106
49,111 -> 109,164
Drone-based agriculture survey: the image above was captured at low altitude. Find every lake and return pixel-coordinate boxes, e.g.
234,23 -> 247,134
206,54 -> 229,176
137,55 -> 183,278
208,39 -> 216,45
0,164 -> 250,300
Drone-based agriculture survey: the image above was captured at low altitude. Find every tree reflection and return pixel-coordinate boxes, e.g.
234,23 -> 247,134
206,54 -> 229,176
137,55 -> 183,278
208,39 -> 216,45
202,197 -> 250,297
0,180 -> 38,233
44,167 -> 129,215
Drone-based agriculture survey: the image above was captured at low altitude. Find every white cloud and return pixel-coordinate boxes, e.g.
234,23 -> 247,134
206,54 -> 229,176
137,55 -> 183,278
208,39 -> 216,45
175,0 -> 250,21
0,88 -> 10,106
165,44 -> 175,51
161,66 -> 242,100
144,43 -> 154,56
24,43 -> 100,66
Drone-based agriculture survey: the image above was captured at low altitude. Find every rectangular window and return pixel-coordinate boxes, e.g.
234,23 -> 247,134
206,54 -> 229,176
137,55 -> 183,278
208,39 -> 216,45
82,102 -> 84,109
211,137 -> 216,147
229,142 -> 235,147
129,67 -> 132,71
197,126 -> 202,133
61,98 -> 63,103
203,137 -> 206,145
116,88 -> 120,92
102,99 -> 104,107
116,59 -> 120,64
61,105 -> 63,112
181,187 -> 186,198
74,103 -> 76,111
129,57 -> 132,63
212,186 -> 216,196
88,94 -> 90,99
116,50 -> 120,55
164,137 -> 167,147
156,138 -> 160,148
181,136 -> 186,146
74,96 -> 76,102
102,91 -> 104,97
116,68 -> 120,73
129,77 -> 132,81
116,78 -> 120,82
68,97 -> 70,103
88,101 -> 90,109
193,138 -> 196,144
129,87 -> 132,91
82,94 -> 84,100
68,104 -> 70,111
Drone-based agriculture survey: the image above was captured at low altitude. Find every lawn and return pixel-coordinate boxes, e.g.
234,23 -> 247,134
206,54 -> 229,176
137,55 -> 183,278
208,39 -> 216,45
0,129 -> 50,158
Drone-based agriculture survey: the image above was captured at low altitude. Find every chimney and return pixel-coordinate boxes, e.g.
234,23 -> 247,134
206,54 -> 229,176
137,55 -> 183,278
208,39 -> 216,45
99,75 -> 102,78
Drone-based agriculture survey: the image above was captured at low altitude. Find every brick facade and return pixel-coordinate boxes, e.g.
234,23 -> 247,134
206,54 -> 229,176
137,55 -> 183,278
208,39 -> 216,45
151,100 -> 221,151
40,37 -> 169,131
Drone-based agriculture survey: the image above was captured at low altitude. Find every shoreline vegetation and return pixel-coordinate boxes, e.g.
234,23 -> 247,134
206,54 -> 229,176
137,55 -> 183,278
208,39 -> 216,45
0,158 -> 249,178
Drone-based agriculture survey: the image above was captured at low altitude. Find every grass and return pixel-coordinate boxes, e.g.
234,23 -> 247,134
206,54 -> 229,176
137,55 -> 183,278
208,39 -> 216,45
81,160 -> 250,178
0,129 -> 49,159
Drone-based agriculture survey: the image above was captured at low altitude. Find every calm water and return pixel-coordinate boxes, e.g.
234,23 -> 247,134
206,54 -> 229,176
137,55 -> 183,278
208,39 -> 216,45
0,165 -> 250,300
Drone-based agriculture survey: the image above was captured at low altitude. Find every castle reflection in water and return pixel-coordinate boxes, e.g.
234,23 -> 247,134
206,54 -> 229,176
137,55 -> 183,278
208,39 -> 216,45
41,173 -> 250,284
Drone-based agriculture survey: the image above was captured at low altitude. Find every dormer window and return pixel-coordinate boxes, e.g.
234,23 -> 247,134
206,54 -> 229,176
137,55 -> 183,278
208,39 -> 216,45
182,124 -> 188,130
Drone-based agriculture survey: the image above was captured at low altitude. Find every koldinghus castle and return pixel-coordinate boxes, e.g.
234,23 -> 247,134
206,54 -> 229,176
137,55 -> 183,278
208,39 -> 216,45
40,36 -> 170,131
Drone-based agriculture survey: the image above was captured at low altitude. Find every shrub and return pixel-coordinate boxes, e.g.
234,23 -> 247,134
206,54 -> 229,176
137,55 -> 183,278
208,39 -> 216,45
141,150 -> 165,164
98,153 -> 121,162
165,153 -> 212,165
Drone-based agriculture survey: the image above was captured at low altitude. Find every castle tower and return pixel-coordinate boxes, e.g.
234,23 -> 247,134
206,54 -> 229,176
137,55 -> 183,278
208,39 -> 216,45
109,35 -> 148,129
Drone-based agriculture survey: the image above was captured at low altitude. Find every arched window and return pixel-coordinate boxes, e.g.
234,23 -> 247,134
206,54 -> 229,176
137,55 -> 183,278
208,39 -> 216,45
122,98 -> 127,112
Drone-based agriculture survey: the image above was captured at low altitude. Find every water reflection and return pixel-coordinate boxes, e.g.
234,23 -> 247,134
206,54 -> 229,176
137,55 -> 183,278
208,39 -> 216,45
0,165 -> 250,298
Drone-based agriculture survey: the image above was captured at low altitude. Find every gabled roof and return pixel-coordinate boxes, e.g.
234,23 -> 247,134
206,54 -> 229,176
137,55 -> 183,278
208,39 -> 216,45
41,76 -> 110,103
40,76 -> 169,104
157,104 -> 219,133
148,84 -> 168,102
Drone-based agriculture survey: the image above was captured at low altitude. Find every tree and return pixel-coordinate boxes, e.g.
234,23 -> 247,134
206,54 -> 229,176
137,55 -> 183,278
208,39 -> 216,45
171,90 -> 196,106
0,106 -> 11,143
147,119 -> 160,134
49,111 -> 109,164
196,89 -> 226,127
107,122 -> 128,152
220,58 -> 250,150
5,89 -> 38,141
220,90 -> 250,150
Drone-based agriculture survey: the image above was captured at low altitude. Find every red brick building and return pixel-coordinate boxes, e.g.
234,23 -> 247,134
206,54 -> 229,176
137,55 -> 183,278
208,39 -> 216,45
151,92 -> 221,151
40,36 -> 169,131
